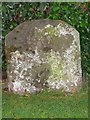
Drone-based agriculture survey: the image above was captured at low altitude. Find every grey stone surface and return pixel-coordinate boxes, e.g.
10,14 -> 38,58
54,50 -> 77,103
5,20 -> 82,94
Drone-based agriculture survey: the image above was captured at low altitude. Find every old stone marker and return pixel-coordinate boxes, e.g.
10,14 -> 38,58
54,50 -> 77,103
5,20 -> 82,95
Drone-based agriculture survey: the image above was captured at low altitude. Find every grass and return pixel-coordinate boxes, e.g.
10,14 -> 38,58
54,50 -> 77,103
2,87 -> 88,118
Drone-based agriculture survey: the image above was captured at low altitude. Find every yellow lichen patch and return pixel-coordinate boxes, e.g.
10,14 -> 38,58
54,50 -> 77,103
47,50 -> 67,82
43,25 -> 59,36
37,24 -> 59,38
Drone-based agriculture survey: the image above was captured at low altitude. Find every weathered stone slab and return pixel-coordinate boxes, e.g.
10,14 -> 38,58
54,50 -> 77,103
5,20 -> 82,94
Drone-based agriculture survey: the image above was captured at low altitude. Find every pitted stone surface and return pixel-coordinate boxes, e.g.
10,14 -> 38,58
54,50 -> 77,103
5,20 -> 82,94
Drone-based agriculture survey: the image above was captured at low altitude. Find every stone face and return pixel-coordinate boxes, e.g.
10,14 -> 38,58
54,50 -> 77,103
5,20 -> 82,94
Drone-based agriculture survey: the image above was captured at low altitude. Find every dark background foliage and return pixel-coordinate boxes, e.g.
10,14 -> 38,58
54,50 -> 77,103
1,2 -> 90,81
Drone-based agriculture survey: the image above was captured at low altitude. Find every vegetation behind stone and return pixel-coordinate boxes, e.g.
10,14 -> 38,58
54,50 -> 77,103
1,2 -> 90,81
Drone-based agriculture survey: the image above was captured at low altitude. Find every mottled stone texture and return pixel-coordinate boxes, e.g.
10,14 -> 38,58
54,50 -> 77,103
5,20 -> 82,94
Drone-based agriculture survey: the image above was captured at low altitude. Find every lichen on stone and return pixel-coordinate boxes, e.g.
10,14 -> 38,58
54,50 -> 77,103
6,20 -> 82,94
46,50 -> 67,82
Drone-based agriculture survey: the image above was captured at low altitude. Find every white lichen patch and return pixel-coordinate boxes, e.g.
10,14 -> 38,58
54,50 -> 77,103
57,23 -> 74,35
9,48 -> 44,94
